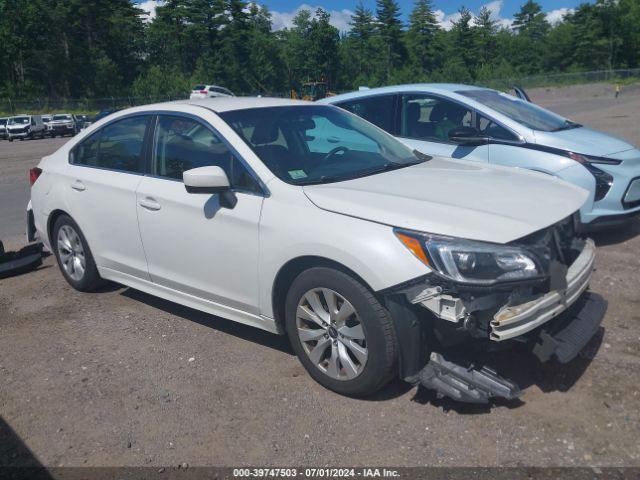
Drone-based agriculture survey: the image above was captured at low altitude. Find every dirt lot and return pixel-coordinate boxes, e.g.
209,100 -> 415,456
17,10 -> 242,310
1,86 -> 640,468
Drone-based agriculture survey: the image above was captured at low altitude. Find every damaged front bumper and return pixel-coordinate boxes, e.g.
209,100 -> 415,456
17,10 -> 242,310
384,236 -> 605,404
491,238 -> 595,341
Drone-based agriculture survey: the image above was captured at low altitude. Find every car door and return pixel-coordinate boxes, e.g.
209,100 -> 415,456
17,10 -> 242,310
395,93 -> 489,162
135,113 -> 265,314
67,114 -> 152,279
475,113 -> 540,170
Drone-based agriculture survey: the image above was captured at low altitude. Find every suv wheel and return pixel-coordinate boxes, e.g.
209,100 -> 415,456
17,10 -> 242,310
285,267 -> 397,397
52,215 -> 103,291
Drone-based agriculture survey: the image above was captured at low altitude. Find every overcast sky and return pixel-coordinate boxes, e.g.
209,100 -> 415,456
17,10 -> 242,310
135,0 -> 580,32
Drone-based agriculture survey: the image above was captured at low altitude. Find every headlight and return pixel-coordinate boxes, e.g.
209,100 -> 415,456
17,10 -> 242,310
395,229 -> 547,285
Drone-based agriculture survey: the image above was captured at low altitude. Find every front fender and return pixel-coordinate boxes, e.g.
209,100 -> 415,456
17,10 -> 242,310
258,187 -> 428,319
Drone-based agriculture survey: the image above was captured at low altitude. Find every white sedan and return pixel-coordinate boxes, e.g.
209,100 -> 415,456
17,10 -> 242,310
28,97 -> 604,403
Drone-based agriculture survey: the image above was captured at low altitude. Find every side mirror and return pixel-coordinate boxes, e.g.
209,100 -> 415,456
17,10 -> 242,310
448,127 -> 490,146
183,166 -> 237,209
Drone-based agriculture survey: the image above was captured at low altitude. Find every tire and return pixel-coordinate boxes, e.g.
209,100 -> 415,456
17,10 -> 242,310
8,137 -> 13,142
285,267 -> 397,397
52,214 -> 103,292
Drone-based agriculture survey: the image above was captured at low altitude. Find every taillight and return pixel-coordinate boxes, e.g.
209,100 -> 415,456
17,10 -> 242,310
200,90 -> 207,94
29,167 -> 42,186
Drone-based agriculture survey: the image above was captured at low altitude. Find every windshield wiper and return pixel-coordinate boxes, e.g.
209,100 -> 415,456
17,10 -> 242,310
551,120 -> 582,132
413,150 -> 433,162
300,161 -> 421,185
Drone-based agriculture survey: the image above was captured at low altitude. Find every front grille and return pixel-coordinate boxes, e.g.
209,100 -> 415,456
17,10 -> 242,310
514,215 -> 581,268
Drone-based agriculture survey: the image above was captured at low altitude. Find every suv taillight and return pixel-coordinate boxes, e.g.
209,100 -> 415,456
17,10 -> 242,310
29,167 -> 42,186
200,90 -> 207,94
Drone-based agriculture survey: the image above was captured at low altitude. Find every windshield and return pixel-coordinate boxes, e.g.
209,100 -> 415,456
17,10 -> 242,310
220,105 -> 428,185
53,115 -> 72,121
460,89 -> 581,132
9,117 -> 29,125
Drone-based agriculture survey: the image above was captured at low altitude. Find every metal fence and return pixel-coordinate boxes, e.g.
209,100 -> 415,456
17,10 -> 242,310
0,95 -> 188,116
482,68 -> 640,91
3,69 -> 640,115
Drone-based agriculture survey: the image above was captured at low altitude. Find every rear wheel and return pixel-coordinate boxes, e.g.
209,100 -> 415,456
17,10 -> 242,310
285,267 -> 397,397
52,215 -> 103,291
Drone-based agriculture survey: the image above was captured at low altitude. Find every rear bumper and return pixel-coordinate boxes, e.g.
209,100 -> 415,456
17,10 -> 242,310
0,243 -> 42,278
490,239 -> 596,341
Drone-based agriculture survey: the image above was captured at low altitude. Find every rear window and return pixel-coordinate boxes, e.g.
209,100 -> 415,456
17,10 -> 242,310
193,85 -> 206,91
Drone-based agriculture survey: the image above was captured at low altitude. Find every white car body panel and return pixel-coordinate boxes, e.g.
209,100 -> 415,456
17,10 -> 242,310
29,97 -> 588,335
135,176 -> 263,314
303,157 -> 587,244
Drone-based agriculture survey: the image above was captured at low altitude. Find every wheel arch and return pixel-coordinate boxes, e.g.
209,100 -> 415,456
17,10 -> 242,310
271,255 -> 376,335
47,209 -> 72,246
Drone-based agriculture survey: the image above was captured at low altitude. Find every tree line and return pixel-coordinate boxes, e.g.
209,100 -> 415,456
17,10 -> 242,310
1,0 -> 639,99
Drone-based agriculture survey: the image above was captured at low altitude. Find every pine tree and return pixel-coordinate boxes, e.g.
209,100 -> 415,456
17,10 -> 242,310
450,7 -> 478,77
475,6 -> 498,69
376,0 -> 404,82
405,0 -> 440,77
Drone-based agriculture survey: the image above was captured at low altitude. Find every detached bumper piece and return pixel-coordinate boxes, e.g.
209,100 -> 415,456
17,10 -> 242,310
533,292 -> 607,364
0,241 -> 43,279
408,352 -> 521,404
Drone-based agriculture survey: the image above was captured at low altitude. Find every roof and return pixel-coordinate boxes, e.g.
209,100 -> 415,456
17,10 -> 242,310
317,83 -> 488,104
179,96 -> 312,112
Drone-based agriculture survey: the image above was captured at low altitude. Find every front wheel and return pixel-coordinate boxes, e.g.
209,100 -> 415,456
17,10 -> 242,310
285,267 -> 397,397
52,215 -> 103,291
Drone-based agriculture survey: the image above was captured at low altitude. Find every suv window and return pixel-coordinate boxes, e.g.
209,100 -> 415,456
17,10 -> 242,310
73,115 -> 149,173
152,115 -> 260,193
336,95 -> 396,133
400,94 -> 472,143
477,114 -> 519,141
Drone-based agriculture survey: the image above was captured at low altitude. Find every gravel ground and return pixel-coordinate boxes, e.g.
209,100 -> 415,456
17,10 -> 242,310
1,87 -> 639,468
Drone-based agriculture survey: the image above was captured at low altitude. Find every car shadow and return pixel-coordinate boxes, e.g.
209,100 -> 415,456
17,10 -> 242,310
121,288 -> 294,356
410,327 -> 604,414
588,218 -> 640,246
0,416 -> 53,478
119,286 -> 604,408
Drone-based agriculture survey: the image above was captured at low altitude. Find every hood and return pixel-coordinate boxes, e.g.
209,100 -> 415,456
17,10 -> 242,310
534,127 -> 635,157
303,157 -> 588,244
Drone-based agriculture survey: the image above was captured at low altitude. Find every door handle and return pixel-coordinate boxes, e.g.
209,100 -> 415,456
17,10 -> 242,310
71,180 -> 86,191
139,197 -> 161,211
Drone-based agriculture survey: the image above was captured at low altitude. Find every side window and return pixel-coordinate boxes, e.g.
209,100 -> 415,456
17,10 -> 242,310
400,94 -> 472,143
337,95 -> 396,133
31,117 -> 35,126
152,115 -> 260,193
72,115 -> 149,173
74,132 -> 100,166
477,114 -> 519,141
96,116 -> 149,172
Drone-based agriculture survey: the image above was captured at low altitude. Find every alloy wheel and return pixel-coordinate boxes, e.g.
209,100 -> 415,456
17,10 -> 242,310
57,225 -> 86,281
296,288 -> 368,381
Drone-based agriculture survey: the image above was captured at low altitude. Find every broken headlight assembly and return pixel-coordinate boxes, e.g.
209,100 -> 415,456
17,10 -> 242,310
395,229 -> 547,285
